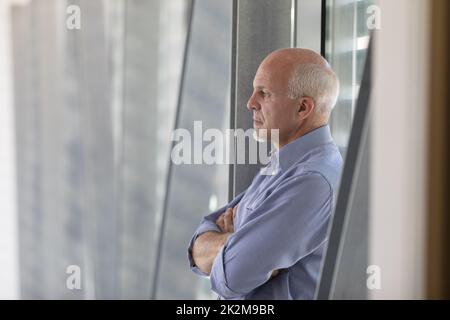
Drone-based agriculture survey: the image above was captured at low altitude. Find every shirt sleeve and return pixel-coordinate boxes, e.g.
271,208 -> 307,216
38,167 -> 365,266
187,190 -> 247,276
209,172 -> 333,299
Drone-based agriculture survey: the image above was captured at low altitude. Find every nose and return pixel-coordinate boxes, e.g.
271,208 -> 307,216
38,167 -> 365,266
246,92 -> 260,111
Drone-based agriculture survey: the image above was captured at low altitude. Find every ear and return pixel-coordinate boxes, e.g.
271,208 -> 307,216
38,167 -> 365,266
297,96 -> 315,120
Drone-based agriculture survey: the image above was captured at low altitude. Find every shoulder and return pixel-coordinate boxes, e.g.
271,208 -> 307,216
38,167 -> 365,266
289,143 -> 343,194
278,171 -> 333,200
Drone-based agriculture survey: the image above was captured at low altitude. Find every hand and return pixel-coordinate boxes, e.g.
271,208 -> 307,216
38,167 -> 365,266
192,231 -> 231,275
216,205 -> 238,233
270,269 -> 280,279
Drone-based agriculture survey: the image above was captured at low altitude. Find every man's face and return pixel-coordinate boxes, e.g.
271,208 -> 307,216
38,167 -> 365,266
247,60 -> 299,144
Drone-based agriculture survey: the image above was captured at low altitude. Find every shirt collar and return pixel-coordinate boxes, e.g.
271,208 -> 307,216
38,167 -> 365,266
274,125 -> 333,172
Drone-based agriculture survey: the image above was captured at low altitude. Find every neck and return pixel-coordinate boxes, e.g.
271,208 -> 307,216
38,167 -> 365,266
274,121 -> 327,150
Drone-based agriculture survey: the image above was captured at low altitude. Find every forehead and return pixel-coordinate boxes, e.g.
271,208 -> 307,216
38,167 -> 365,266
253,59 -> 290,90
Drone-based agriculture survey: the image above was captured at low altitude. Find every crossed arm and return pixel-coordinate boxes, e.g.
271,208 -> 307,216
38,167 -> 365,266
191,206 -> 237,275
191,205 -> 280,278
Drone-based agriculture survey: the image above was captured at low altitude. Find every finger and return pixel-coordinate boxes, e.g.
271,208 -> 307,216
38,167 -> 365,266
217,220 -> 225,232
216,214 -> 225,232
232,205 -> 238,220
270,269 -> 280,279
223,210 -> 230,232
224,209 -> 234,233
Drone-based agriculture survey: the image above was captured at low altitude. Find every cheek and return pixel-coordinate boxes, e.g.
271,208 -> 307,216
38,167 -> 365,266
267,104 -> 297,128
260,99 -> 294,126
260,108 -> 274,127
260,101 -> 278,123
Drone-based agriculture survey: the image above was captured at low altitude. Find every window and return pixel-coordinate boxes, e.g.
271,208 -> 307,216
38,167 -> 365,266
326,0 -> 372,156
318,0 -> 373,299
6,0 -> 372,300
8,0 -> 188,299
154,0 -> 232,299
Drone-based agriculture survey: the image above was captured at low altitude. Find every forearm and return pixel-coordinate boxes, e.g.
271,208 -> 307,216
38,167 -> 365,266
192,231 -> 230,275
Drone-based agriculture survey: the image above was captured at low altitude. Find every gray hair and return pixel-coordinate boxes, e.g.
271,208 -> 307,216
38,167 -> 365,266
287,63 -> 340,115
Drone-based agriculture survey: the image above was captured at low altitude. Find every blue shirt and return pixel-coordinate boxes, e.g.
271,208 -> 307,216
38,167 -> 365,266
188,125 -> 343,299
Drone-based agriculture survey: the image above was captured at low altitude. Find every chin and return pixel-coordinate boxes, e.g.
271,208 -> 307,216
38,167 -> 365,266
253,128 -> 270,142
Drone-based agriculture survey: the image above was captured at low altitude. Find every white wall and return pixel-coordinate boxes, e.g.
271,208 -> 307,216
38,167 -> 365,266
370,0 -> 430,299
0,0 -> 23,300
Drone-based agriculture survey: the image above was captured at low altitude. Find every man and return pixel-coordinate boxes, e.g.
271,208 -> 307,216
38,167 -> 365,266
187,48 -> 343,299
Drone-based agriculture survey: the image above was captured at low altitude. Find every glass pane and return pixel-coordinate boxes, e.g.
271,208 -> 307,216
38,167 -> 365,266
6,0 -> 188,299
155,0 -> 232,299
320,0 -> 373,299
117,0 -> 188,299
295,0 -> 322,52
326,0 -> 372,157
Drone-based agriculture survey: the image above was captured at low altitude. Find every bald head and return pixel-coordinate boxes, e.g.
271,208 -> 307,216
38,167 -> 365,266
259,48 -> 339,117
263,48 -> 329,68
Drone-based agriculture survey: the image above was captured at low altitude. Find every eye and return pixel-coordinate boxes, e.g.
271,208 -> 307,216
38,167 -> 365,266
260,90 -> 270,98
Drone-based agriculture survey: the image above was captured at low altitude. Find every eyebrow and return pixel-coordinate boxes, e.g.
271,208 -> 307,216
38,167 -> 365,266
253,85 -> 267,90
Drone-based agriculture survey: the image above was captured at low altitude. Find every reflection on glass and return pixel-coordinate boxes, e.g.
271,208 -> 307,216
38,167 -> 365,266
320,0 -> 373,299
326,0 -> 372,156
